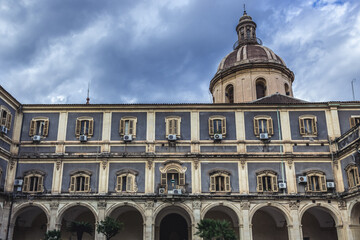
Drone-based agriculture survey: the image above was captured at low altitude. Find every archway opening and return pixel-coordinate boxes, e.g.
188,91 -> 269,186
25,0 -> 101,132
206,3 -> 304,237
284,83 -> 290,96
256,79 -> 266,99
13,206 -> 48,240
301,207 -> 338,240
350,202 -> 360,239
155,206 -> 192,240
60,205 -> 96,240
203,206 -> 239,238
108,206 -> 143,240
225,85 -> 234,103
252,206 -> 288,240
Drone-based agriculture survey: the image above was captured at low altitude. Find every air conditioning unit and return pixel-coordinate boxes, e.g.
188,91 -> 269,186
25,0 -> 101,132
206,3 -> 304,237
0,125 -> 8,134
32,135 -> 41,142
159,188 -> 166,195
167,190 -> 174,194
214,133 -> 222,140
298,176 -> 307,183
327,182 -> 335,188
167,134 -> 177,141
278,182 -> 287,189
79,135 -> 87,142
259,133 -> 269,140
123,134 -> 133,142
173,189 -> 182,194
14,179 -> 23,186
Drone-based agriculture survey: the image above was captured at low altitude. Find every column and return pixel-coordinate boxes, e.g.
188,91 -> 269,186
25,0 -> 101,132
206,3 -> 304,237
48,202 -> 59,230
284,159 -> 297,194
190,111 -> 199,153
101,111 -> 111,152
338,201 -> 353,240
239,160 -> 249,194
288,202 -> 302,240
192,201 -> 202,240
192,158 -> 201,194
0,202 -> 11,239
96,201 -> 107,240
235,110 -> 245,153
98,158 -> 109,194
146,110 -> 155,153
144,201 -> 154,240
51,158 -> 63,194
240,202 -> 251,240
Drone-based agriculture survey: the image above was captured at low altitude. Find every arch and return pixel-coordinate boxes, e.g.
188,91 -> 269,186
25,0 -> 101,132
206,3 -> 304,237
201,202 -> 240,223
284,83 -> 290,96
56,202 -> 98,225
299,203 -> 342,226
154,203 -> 194,226
225,84 -> 234,103
106,202 -> 145,222
11,202 -> 50,226
349,201 -> 360,239
249,203 -> 292,226
255,78 -> 266,99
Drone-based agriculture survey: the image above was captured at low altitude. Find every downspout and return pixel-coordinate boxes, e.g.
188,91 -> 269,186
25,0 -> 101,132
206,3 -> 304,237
276,108 -> 286,190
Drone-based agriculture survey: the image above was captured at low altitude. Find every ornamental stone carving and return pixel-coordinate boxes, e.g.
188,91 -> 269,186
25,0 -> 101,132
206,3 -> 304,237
192,201 -> 201,209
338,200 -> 347,210
240,202 -> 250,210
289,201 -> 300,210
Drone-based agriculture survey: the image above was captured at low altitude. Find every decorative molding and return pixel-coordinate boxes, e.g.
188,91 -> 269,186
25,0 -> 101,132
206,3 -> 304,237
102,159 -> 108,170
193,158 -> 199,170
333,160 -> 339,170
240,202 -> 250,210
97,202 -> 107,208
287,159 -> 293,169
145,201 -> 154,209
56,159 -> 62,171
192,201 -> 201,209
289,201 -> 300,210
338,200 -> 347,210
240,160 -> 246,170
9,158 -> 16,170
147,159 -> 153,170
50,202 -> 59,209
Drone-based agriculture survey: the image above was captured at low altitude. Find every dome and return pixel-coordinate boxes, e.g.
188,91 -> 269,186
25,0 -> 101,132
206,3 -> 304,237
217,44 -> 287,72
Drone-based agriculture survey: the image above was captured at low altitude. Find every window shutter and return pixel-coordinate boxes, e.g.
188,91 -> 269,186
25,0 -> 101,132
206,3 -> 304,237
299,118 -> 305,135
70,176 -> 75,192
225,176 -> 231,192
320,175 -> 327,191
168,119 -> 173,135
119,119 -> 124,135
29,120 -> 36,136
307,176 -> 312,192
174,119 -> 178,135
6,113 -> 11,130
222,118 -> 226,135
23,176 -> 29,192
210,176 -> 215,192
75,119 -> 81,137
38,176 -> 44,192
350,117 -> 356,128
84,176 -> 90,192
312,118 -> 318,135
268,118 -> 274,135
254,118 -> 259,135
272,177 -> 278,192
129,120 -> 134,135
43,120 -> 49,137
355,167 -> 360,186
209,118 -> 214,135
257,176 -> 263,192
348,170 -> 354,188
116,176 -> 122,191
161,173 -> 167,186
88,120 -> 94,136
179,173 -> 185,185
127,175 -> 133,191
0,110 -> 5,126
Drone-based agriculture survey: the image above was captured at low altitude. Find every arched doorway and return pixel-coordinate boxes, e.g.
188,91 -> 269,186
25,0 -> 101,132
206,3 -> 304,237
59,205 -> 96,240
108,205 -> 144,240
301,207 -> 338,240
350,202 -> 360,239
203,205 -> 239,239
256,79 -> 266,99
155,206 -> 192,240
13,206 -> 48,240
252,206 -> 289,240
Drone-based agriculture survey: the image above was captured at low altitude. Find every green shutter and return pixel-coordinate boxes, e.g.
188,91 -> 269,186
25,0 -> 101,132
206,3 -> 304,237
210,176 -> 215,192
257,176 -> 263,192
299,118 -> 305,135
179,173 -> 185,185
88,120 -> 94,136
29,120 -> 36,136
254,118 -> 259,135
75,119 -> 81,137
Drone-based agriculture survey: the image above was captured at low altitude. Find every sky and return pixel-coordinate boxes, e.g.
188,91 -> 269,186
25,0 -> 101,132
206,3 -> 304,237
0,0 -> 359,104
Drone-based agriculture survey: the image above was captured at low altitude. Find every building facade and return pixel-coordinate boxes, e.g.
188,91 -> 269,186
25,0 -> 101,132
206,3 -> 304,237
0,11 -> 359,240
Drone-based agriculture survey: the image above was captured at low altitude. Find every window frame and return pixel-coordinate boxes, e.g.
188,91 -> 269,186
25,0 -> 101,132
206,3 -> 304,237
299,115 -> 318,137
115,170 -> 138,193
165,116 -> 181,137
349,116 -> 360,128
305,170 -> 327,192
345,164 -> 360,189
159,162 -> 187,191
208,115 -> 226,137
119,116 -> 137,138
29,117 -> 50,138
75,117 -> 94,138
256,170 -> 278,193
253,115 -> 274,137
209,171 -> 231,193
23,171 -> 44,194
0,106 -> 12,130
69,171 -> 91,193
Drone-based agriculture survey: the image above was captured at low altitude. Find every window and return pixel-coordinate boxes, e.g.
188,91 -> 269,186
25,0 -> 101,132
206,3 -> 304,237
23,171 -> 44,193
209,116 -> 226,137
210,171 -> 231,193
256,170 -> 278,193
115,170 -> 138,192
350,116 -> 360,128
119,117 -> 137,137
225,84 -> 234,103
253,115 -> 274,136
299,115 -> 317,136
346,164 -> 360,189
165,116 -> 181,137
159,162 -> 186,191
256,79 -> 266,99
306,171 -> 327,192
75,117 -> 94,138
0,106 -> 12,130
29,117 -> 49,137
69,171 -> 91,193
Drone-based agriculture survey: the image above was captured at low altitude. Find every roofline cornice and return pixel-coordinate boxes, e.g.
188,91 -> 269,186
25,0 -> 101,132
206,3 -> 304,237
0,85 -> 21,109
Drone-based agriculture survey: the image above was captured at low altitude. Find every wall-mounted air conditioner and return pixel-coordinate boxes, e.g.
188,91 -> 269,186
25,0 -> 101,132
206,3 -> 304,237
259,133 -> 269,140
123,134 -> 133,142
0,126 -> 8,134
327,182 -> 335,188
167,134 -> 177,141
279,182 -> 287,189
159,188 -> 166,195
214,133 -> 222,140
32,135 -> 41,143
79,135 -> 88,142
298,176 -> 307,183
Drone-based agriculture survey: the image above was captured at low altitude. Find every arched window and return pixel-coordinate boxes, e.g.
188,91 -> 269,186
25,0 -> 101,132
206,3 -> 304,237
69,171 -> 91,193
256,170 -> 278,192
284,83 -> 290,96
209,170 -> 231,193
225,84 -> 234,103
115,170 -> 138,193
345,164 -> 360,189
159,162 -> 187,193
306,171 -> 327,192
256,79 -> 266,99
23,170 -> 45,193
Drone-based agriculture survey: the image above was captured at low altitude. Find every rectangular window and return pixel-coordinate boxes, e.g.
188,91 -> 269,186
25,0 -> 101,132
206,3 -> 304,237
299,115 -> 317,136
253,116 -> 274,136
210,174 -> 231,192
346,166 -> 360,189
208,116 -> 226,137
75,117 -> 94,138
29,118 -> 49,137
0,107 -> 12,130
23,175 -> 44,193
165,117 -> 181,136
350,116 -> 360,128
256,172 -> 278,193
70,174 -> 90,193
119,117 -> 137,137
306,174 -> 327,192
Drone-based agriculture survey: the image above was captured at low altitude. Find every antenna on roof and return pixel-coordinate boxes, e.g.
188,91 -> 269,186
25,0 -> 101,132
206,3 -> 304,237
243,3 -> 247,14
351,79 -> 356,101
86,81 -> 90,104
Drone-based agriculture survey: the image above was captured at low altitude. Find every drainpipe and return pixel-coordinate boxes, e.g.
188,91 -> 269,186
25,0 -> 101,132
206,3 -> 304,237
276,108 -> 286,189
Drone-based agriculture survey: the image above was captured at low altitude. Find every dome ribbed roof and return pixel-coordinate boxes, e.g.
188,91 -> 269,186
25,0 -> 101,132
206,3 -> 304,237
217,44 -> 286,72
